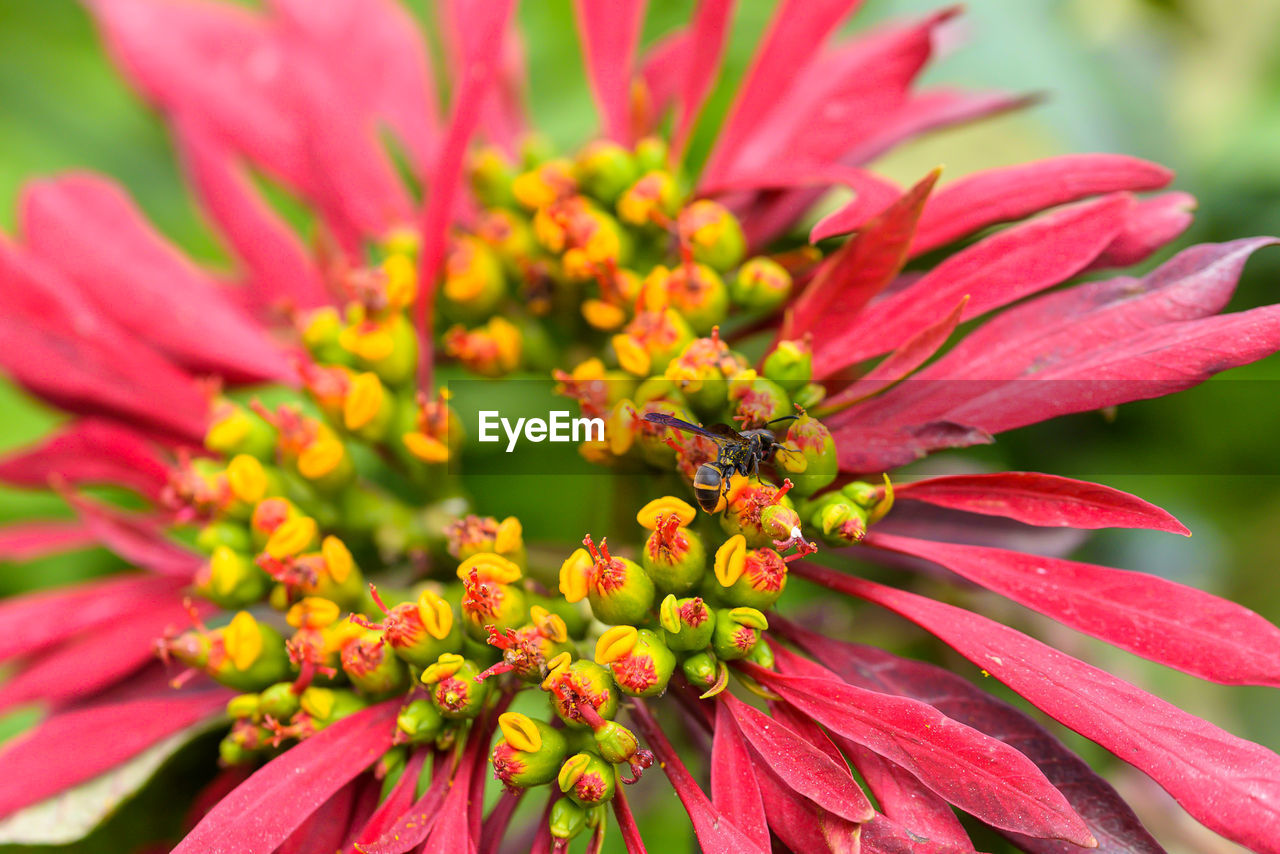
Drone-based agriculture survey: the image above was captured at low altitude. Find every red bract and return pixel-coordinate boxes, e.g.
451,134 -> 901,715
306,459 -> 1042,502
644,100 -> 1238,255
0,1 -> 1276,853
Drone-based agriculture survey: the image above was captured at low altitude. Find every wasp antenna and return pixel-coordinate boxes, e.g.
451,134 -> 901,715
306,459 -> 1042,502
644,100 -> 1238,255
767,414 -> 799,425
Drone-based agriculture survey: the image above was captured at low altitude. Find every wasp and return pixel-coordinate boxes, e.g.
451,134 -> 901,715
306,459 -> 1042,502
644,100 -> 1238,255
643,413 -> 799,512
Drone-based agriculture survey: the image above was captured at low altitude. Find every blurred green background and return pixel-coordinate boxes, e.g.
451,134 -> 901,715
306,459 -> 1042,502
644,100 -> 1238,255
1,0 -> 1279,851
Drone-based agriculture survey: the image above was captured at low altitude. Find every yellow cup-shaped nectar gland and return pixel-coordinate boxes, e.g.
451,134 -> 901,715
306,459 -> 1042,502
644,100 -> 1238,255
264,515 -> 318,560
226,454 -> 268,505
559,549 -> 592,603
594,625 -> 639,664
223,611 -> 264,672
457,552 -> 522,584
321,536 -> 356,585
416,591 -> 455,641
499,711 -> 543,754
636,496 -> 697,530
285,597 -> 341,631
714,535 -> 748,587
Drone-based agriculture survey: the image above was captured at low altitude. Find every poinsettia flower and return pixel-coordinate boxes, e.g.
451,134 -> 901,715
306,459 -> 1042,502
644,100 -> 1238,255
0,1 -> 1277,853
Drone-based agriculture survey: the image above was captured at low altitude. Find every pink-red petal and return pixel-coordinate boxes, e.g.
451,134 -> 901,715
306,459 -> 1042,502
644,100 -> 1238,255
710,702 -> 770,851
0,419 -> 171,501
573,0 -> 647,143
173,700 -> 398,854
795,564 -> 1280,851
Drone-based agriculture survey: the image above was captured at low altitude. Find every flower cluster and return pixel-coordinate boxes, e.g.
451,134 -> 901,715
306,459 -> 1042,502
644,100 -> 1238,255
0,1 -> 1279,853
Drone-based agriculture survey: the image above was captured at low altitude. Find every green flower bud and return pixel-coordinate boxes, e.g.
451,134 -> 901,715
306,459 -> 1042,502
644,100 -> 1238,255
459,558 -> 528,640
681,651 -> 720,690
792,382 -> 827,411
721,477 -> 797,548
617,170 -> 681,227
581,535 -> 654,626
297,306 -> 351,367
632,375 -> 688,409
641,514 -> 707,595
299,687 -> 369,731
595,627 -> 677,698
762,338 -> 813,393
259,682 -> 301,722
730,375 -> 791,425
711,606 -> 768,661
226,693 -> 259,721
592,720 -> 639,765
634,136 -> 669,172
575,140 -> 639,205
558,752 -> 617,806
659,594 -> 716,652
781,414 -> 838,496
340,631 -> 410,699
815,499 -> 867,545
679,200 -> 746,272
421,654 -> 491,719
377,591 -> 465,668
194,546 -> 270,609
843,476 -> 895,524
468,145 -> 518,209
545,658 -> 619,730
747,636 -> 775,669
718,547 -> 788,611
204,612 -> 292,692
395,698 -> 444,745
549,798 -> 589,842
441,235 -> 507,322
196,521 -> 253,555
492,712 -> 570,789
206,399 -> 277,460
665,263 -> 728,335
732,257 -> 793,312
342,312 -> 418,388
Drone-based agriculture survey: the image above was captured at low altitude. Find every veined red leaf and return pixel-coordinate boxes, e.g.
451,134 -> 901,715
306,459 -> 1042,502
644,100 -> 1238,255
416,0 -> 518,388
574,0 -> 646,142
269,0 -> 440,171
0,240 -> 208,442
612,789 -> 649,854
67,495 -> 201,578
701,0 -> 863,184
808,172 -> 910,243
277,778 -> 360,854
751,758 -> 862,854
894,472 -> 1188,534
840,740 -> 975,851
21,175 -> 293,384
357,759 -> 449,854
1086,192 -> 1195,271
777,617 -> 1165,854
721,693 -> 874,823
711,702 -> 770,851
834,420 -> 994,473
174,700 -> 397,854
0,684 -> 230,818
0,573 -> 185,662
349,749 -> 428,851
821,296 -> 967,409
435,0 -> 528,152
0,596 -> 200,713
867,531 -> 1280,686
0,419 -> 171,501
942,303 -> 1280,436
175,120 -> 328,312
795,565 -> 1280,851
818,193 -> 1130,374
0,522 -> 96,562
629,700 -> 769,854
911,155 -> 1173,256
740,9 -> 956,172
88,0 -> 312,191
739,663 -> 1094,845
843,88 -> 1037,167
830,239 -> 1280,459
860,813 -> 978,854
786,170 -> 939,344
671,0 -> 735,158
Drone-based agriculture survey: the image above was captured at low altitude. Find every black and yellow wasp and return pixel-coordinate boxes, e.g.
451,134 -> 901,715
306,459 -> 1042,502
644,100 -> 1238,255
643,412 -> 799,512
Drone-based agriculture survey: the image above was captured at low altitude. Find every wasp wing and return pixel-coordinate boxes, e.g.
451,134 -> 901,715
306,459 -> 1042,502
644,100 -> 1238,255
643,413 -> 746,445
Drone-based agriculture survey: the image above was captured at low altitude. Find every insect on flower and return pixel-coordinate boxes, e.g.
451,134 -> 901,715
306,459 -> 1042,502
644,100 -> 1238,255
643,411 -> 802,512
